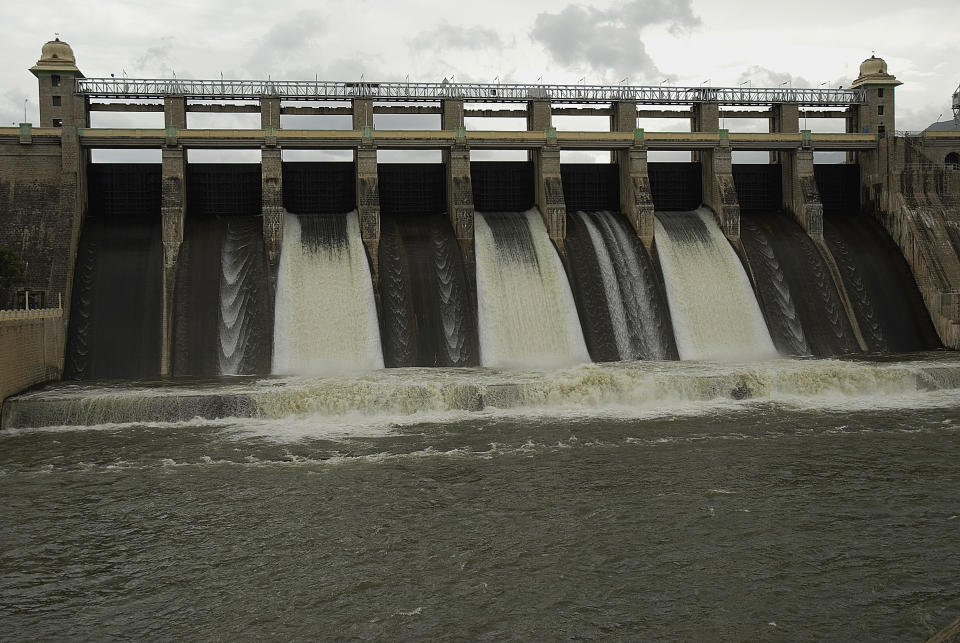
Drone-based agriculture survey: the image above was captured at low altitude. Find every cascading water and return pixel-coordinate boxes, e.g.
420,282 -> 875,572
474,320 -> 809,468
474,209 -> 590,369
566,210 -> 677,362
64,219 -> 163,379
172,217 -> 271,376
218,218 -> 271,374
378,213 -> 478,368
740,212 -> 860,357
740,216 -> 811,356
654,208 -> 778,361
824,213 -> 941,353
272,210 -> 383,375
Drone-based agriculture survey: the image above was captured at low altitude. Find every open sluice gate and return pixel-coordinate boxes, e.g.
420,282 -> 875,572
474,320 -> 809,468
61,160 -> 950,380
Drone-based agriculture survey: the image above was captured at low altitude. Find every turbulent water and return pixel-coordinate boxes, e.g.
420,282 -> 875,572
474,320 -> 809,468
173,217 -> 271,376
272,210 -> 383,374
378,212 -> 478,368
474,210 -> 590,369
740,212 -> 861,358
3,354 -> 960,640
565,211 -> 676,362
655,208 -> 778,361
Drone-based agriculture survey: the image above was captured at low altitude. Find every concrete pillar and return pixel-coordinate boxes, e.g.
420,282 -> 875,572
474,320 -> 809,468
610,101 -> 637,162
356,137 -> 380,284
160,146 -> 186,377
260,97 -> 281,130
164,96 -> 187,129
769,103 -> 799,163
527,101 -> 551,131
781,145 -> 823,238
701,135 -> 740,241
691,101 -> 719,163
353,98 -> 374,130
532,136 -> 566,254
444,132 -> 475,268
617,144 -> 655,248
441,99 -> 465,130
261,147 -> 283,266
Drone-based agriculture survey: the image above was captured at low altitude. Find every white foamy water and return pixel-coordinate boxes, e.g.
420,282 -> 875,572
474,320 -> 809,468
272,210 -> 383,375
475,209 -> 590,369
218,221 -> 254,374
655,208 -> 778,361
6,356 -> 960,438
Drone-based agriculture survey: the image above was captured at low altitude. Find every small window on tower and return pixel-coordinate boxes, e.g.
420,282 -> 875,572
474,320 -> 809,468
51,74 -> 61,87
878,88 -> 884,98
52,96 -> 61,107
52,118 -> 62,127
878,124 -> 886,135
878,105 -> 884,115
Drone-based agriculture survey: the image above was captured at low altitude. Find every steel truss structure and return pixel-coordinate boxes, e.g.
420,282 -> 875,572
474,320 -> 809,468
76,78 -> 864,107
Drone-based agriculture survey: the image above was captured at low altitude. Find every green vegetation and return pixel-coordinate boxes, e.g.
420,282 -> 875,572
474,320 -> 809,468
0,247 -> 25,295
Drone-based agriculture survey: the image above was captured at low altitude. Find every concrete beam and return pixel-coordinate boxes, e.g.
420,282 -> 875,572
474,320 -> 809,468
89,103 -> 164,112
160,145 -> 186,376
282,106 -> 353,115
463,109 -> 527,118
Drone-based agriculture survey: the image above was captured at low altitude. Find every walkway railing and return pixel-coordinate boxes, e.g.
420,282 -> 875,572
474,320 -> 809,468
0,308 -> 62,321
76,78 -> 865,106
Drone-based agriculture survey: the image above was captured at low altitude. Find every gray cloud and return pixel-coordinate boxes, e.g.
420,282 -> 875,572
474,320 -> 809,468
410,23 -> 505,52
531,0 -> 701,82
737,66 -> 814,89
134,37 -> 176,77
244,11 -> 329,77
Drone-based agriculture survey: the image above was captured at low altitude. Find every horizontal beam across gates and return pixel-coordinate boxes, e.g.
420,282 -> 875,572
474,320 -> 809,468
0,128 -> 879,151
76,77 -> 865,107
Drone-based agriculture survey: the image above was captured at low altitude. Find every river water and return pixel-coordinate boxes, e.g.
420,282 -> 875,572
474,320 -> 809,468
2,355 -> 959,640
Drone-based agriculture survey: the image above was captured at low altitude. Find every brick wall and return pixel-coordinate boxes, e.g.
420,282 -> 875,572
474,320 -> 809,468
0,309 -> 64,405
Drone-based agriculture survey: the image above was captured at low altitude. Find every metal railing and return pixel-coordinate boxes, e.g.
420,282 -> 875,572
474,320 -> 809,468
76,77 -> 865,106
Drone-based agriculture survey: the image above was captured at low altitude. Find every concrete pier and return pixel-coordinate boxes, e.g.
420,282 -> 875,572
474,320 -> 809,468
611,101 -> 655,246
260,97 -> 283,267
441,99 -> 475,268
701,136 -> 741,241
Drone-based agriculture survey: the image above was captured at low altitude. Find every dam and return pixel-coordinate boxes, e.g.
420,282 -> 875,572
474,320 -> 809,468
2,39 -> 959,397
3,38 -> 960,641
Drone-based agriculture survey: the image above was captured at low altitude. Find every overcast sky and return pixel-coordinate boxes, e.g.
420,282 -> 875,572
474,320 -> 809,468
2,0 -> 957,136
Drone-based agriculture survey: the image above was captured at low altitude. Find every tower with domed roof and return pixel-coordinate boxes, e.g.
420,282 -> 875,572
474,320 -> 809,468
29,37 -> 87,128
850,54 -> 901,136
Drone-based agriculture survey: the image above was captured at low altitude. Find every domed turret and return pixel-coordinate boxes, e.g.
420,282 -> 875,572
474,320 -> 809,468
850,54 -> 901,89
30,37 -> 81,74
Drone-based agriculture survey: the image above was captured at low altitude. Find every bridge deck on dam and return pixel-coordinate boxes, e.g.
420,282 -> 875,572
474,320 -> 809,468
0,127 -> 881,151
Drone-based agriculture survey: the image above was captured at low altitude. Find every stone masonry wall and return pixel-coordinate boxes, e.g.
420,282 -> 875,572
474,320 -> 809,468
0,140 -> 67,309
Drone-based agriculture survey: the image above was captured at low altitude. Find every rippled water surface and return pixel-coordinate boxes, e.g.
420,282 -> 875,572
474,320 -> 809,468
3,356 -> 960,640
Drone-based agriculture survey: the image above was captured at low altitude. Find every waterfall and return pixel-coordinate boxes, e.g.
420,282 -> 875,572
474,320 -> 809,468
272,210 -> 383,374
378,213 -> 478,368
654,208 -> 778,361
475,209 -> 590,369
575,211 -> 676,361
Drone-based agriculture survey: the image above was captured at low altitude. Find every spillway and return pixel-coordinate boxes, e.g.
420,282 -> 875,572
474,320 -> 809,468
740,212 -> 860,357
824,213 -> 941,353
654,208 -> 778,361
272,210 -> 383,374
475,209 -> 590,369
379,212 -> 478,368
173,217 -> 271,376
565,210 -> 676,361
64,220 -> 162,379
